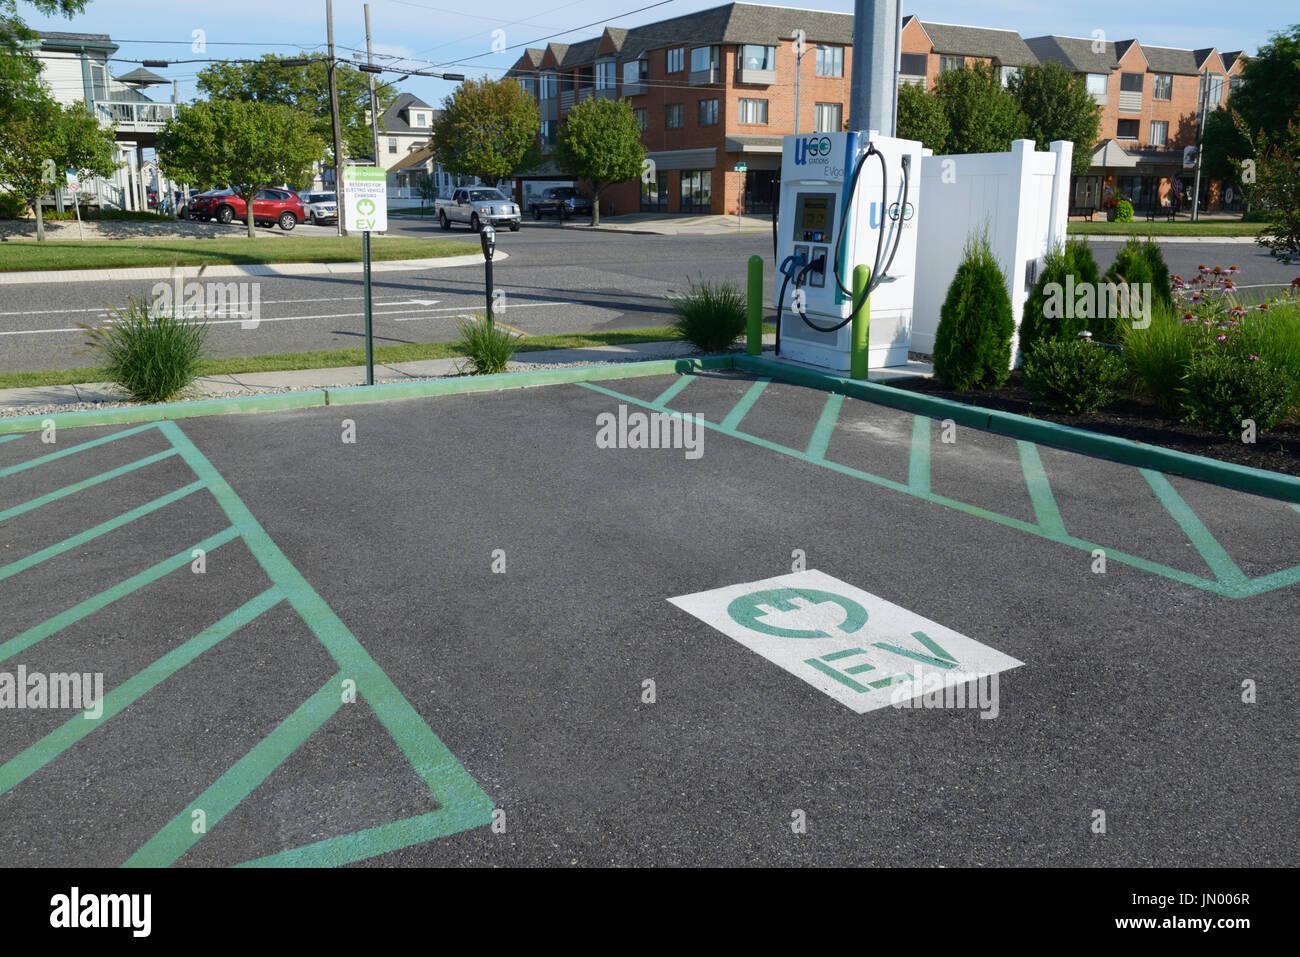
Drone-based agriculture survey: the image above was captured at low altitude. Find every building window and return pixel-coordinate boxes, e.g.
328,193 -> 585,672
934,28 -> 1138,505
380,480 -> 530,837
1120,72 -> 1144,92
691,46 -> 718,72
737,97 -> 768,124
1149,120 -> 1168,147
540,120 -> 555,149
899,52 -> 927,88
633,107 -> 647,131
665,103 -> 683,128
1117,119 -> 1139,140
388,137 -> 397,154
940,55 -> 963,73
742,45 -> 775,71
1087,73 -> 1108,98
1204,73 -> 1225,108
641,173 -> 668,211
595,60 -> 616,90
666,47 -> 684,73
623,59 -> 648,85
814,102 -> 842,133
1229,76 -> 1243,93
698,98 -> 718,125
414,111 -> 426,126
1000,66 -> 1019,87
1153,73 -> 1172,100
816,45 -> 843,77
540,72 -> 557,99
680,169 -> 712,213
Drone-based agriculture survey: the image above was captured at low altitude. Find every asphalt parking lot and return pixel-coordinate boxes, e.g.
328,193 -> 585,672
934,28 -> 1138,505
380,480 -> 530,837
1,367 -> 1296,866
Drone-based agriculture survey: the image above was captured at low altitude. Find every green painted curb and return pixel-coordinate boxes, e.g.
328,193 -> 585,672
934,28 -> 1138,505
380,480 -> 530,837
0,356 -> 733,434
736,354 -> 1300,504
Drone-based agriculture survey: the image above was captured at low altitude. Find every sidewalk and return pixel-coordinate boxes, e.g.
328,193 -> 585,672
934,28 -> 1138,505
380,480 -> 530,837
390,210 -> 773,235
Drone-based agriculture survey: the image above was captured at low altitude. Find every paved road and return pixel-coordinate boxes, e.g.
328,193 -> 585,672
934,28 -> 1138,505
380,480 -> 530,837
1,369 -> 1295,866
0,226 -> 1294,375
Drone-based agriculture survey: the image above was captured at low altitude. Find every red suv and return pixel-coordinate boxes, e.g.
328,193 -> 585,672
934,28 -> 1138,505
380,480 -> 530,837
192,187 -> 306,231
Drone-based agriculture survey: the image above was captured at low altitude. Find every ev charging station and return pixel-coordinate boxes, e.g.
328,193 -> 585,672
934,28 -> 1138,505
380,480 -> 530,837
774,130 -> 923,372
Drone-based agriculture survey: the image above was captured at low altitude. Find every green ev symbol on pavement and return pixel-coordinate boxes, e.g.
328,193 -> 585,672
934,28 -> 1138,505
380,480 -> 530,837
726,588 -> 869,639
357,198 -> 376,214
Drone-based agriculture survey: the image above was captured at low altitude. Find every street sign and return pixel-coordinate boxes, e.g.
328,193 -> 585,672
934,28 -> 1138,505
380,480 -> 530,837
1182,145 -> 1198,171
734,163 -> 748,172
342,166 -> 387,232
669,570 -> 1023,714
65,170 -> 79,192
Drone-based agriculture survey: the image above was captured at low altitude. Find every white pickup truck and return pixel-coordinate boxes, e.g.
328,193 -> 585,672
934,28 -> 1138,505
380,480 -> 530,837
435,187 -> 521,232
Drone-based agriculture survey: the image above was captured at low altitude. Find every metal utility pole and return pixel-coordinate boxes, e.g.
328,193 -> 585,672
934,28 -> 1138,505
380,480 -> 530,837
793,29 -> 803,137
1191,71 -> 1211,222
364,3 -> 381,167
849,0 -> 901,136
327,0 -> 346,236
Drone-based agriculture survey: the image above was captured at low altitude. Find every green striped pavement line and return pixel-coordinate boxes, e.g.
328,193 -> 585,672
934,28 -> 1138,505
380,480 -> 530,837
578,380 -> 1300,599
0,588 -> 282,800
720,378 -> 771,431
651,374 -> 696,408
0,434 -> 22,444
0,449 -> 178,523
909,415 -> 931,494
0,423 -> 156,478
805,393 -> 844,459
1017,441 -> 1068,537
155,420 -> 495,864
0,481 -> 205,583
0,526 -> 240,664
1141,469 -> 1248,586
124,674 -> 343,868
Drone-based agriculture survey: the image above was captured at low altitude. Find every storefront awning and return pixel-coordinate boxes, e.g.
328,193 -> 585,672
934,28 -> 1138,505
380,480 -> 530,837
725,134 -> 783,155
1091,139 -> 1139,169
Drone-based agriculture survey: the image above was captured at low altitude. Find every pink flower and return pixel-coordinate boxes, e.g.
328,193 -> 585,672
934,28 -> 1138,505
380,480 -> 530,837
1216,334 -> 1227,342
1248,354 -> 1261,361
1227,266 -> 1239,274
1257,302 -> 1271,311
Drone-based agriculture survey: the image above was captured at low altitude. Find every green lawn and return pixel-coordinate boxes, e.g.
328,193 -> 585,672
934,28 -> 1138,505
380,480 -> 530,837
0,236 -> 475,272
1067,220 -> 1264,237
0,325 -> 783,391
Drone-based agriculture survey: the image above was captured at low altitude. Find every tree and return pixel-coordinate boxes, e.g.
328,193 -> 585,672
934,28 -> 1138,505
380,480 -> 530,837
932,230 -> 1015,390
157,100 -> 323,239
197,55 -> 389,167
431,77 -> 538,188
933,61 -> 1026,155
895,81 -> 948,152
555,96 -> 645,226
0,96 -> 116,239
1008,61 -> 1101,176
1249,121 -> 1300,263
1200,108 -> 1254,190
1227,26 -> 1300,145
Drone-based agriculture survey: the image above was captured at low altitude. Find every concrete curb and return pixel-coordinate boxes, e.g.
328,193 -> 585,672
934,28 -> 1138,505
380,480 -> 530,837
0,251 -> 493,286
1070,234 -> 1260,244
735,355 -> 1300,503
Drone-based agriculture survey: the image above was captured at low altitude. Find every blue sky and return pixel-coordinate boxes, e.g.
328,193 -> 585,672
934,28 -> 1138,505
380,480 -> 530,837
21,0 -> 1297,108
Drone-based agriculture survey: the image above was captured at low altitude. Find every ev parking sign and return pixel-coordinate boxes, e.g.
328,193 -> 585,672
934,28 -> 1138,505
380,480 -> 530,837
343,166 -> 387,232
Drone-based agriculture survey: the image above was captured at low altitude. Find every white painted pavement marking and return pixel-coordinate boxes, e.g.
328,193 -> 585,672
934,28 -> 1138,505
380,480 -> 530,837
669,570 -> 1023,715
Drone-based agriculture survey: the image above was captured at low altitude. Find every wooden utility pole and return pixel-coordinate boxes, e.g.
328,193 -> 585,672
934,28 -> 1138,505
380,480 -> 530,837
327,0 -> 346,235
365,4 -> 382,168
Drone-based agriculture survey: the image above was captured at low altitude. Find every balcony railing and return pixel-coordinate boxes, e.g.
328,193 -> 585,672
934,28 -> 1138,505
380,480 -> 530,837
94,100 -> 176,128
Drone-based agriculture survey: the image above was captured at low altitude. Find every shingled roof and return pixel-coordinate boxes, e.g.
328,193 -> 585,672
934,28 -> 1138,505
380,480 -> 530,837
380,92 -> 435,135
1143,44 -> 1203,75
1024,35 -> 1121,73
919,21 -> 1038,67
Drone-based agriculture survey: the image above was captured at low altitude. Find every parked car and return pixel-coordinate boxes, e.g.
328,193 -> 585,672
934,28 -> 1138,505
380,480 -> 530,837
186,187 -> 236,221
192,187 -> 306,230
531,186 -> 592,220
434,187 -> 521,232
300,191 -> 338,225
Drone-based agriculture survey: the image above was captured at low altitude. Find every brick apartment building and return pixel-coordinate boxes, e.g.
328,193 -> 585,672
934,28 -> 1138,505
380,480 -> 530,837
502,2 -> 1247,217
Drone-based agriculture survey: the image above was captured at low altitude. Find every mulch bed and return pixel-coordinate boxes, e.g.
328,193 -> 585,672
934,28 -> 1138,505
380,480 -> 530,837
890,371 -> 1300,480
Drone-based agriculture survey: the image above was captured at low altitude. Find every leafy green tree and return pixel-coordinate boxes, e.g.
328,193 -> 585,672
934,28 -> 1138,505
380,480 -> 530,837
0,95 -> 116,239
157,100 -> 323,238
1249,121 -> 1300,263
555,96 -> 645,226
1018,238 -> 1099,359
1200,107 -> 1254,188
1228,25 -> 1300,144
431,77 -> 538,188
197,55 -> 389,167
895,81 -> 948,152
933,230 -> 1015,389
1008,61 -> 1100,176
933,61 -> 1026,155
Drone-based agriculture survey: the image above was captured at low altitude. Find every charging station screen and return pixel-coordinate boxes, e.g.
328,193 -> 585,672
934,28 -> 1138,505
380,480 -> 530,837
793,193 -> 835,243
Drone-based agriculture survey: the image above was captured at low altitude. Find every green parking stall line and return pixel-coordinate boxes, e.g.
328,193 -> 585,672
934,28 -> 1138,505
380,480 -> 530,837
0,434 -> 22,445
909,415 -> 931,494
1017,441 -> 1068,537
0,526 -> 240,664
124,674 -> 343,868
577,380 -> 1299,599
720,378 -> 771,431
156,420 -> 495,862
0,423 -> 157,479
651,374 -> 696,409
0,587 -> 282,800
0,449 -> 179,523
1141,469 -> 1248,586
805,393 -> 844,459
0,481 -> 205,583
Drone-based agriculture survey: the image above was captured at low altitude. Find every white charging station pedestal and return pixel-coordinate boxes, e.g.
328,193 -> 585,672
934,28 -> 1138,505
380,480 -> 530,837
774,130 -> 923,372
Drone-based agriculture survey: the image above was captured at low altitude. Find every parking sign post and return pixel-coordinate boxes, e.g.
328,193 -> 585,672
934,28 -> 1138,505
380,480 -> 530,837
343,167 -> 388,385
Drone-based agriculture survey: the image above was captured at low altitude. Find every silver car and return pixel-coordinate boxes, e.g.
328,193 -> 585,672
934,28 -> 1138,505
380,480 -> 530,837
300,191 -> 338,225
